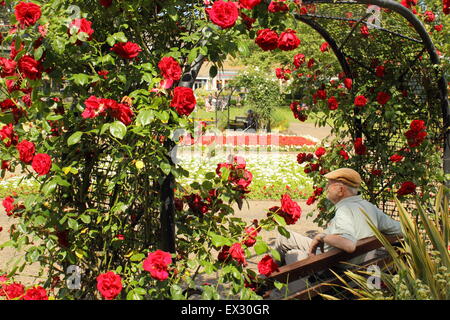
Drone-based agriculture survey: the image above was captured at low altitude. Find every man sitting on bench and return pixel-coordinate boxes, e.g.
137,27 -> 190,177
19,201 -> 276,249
267,168 -> 403,298
274,167 -> 403,267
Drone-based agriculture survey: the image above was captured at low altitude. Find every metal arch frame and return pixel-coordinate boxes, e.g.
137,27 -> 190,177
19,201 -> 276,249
297,0 -> 450,176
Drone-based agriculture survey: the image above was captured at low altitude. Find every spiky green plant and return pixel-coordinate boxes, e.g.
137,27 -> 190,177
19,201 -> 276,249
321,184 -> 449,300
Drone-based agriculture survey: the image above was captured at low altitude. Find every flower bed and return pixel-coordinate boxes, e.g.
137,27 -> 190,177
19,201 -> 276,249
177,152 -> 313,200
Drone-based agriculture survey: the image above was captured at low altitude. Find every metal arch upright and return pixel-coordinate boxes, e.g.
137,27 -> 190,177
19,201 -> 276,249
295,0 -> 450,176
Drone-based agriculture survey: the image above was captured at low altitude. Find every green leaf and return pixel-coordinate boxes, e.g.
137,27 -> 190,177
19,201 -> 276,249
187,48 -> 198,64
67,131 -> 83,146
254,240 -> 269,255
277,226 -> 291,239
126,289 -> 143,300
52,38 -> 65,54
34,46 -> 44,60
273,214 -> 287,226
41,179 -> 57,195
109,121 -> 127,139
208,232 -> 231,247
270,249 -> 281,262
80,215 -> 91,224
113,32 -> 128,42
72,74 -> 90,86
130,253 -> 145,262
67,218 -> 79,231
160,162 -> 171,175
136,110 -> 154,126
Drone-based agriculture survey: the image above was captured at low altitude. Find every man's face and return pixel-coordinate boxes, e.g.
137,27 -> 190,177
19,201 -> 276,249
325,179 -> 345,204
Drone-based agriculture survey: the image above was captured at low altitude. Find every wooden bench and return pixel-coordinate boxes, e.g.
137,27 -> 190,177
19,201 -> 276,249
227,116 -> 248,130
261,235 -> 402,300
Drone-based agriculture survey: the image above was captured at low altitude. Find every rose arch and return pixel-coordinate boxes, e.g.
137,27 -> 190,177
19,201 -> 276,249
0,0 -> 448,300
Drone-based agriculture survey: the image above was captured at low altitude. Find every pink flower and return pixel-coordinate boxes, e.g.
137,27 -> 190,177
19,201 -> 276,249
143,250 -> 172,281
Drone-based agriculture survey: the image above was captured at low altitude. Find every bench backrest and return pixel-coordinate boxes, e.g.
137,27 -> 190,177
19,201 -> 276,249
267,235 -> 400,283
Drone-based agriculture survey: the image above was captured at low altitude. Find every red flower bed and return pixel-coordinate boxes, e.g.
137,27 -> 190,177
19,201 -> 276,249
193,134 -> 316,146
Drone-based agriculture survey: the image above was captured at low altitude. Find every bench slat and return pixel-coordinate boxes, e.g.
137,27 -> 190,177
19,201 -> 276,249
268,235 -> 400,283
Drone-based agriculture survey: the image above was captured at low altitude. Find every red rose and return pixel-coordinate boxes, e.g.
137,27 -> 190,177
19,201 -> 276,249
243,226 -> 258,247
0,124 -> 18,147
31,153 -> 52,176
360,25 -> 370,37
111,42 -> 142,59
339,149 -> 349,160
278,29 -> 300,51
233,169 -> 253,190
444,0 -> 449,14
354,95 -> 368,107
255,29 -> 279,51
315,147 -> 326,158
158,57 -> 182,83
0,57 -> 17,77
171,86 -> 196,116
410,119 -> 426,132
16,140 -> 35,164
4,283 -> 24,300
434,24 -> 443,31
2,196 -> 15,216
306,196 -> 317,206
18,55 -> 42,80
280,194 -> 301,224
344,78 -> 352,90
240,12 -> 256,29
109,102 -> 134,126
354,138 -> 367,155
268,0 -> 288,13
218,245 -> 230,262
96,271 -> 122,300
23,286 -> 48,300
307,58 -> 315,69
99,0 -> 113,7
14,1 -> 41,28
228,243 -> 247,265
216,162 -> 233,177
239,0 -> 261,10
423,10 -> 436,22
389,154 -> 404,162
327,96 -> 339,110
376,91 -> 391,105
372,169 -> 382,176
293,53 -> 305,68
375,65 -> 385,77
69,18 -> 94,41
397,181 -> 416,196
320,42 -> 329,52
1,160 -> 10,170
206,0 -> 239,29
97,70 -> 109,79
258,255 -> 279,276
143,250 -> 172,281
296,152 -> 313,164
185,194 -> 209,215
10,41 -> 24,59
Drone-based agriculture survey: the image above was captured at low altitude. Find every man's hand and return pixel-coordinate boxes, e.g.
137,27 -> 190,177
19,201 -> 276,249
308,233 -> 326,257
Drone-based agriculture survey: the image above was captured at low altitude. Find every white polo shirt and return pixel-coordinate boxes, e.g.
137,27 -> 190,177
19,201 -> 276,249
323,195 -> 403,265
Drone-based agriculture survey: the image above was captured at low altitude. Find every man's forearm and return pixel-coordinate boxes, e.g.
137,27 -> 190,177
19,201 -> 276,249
322,234 -> 356,253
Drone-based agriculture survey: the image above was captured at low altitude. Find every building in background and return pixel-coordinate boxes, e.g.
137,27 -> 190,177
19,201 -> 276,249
194,59 -> 244,91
